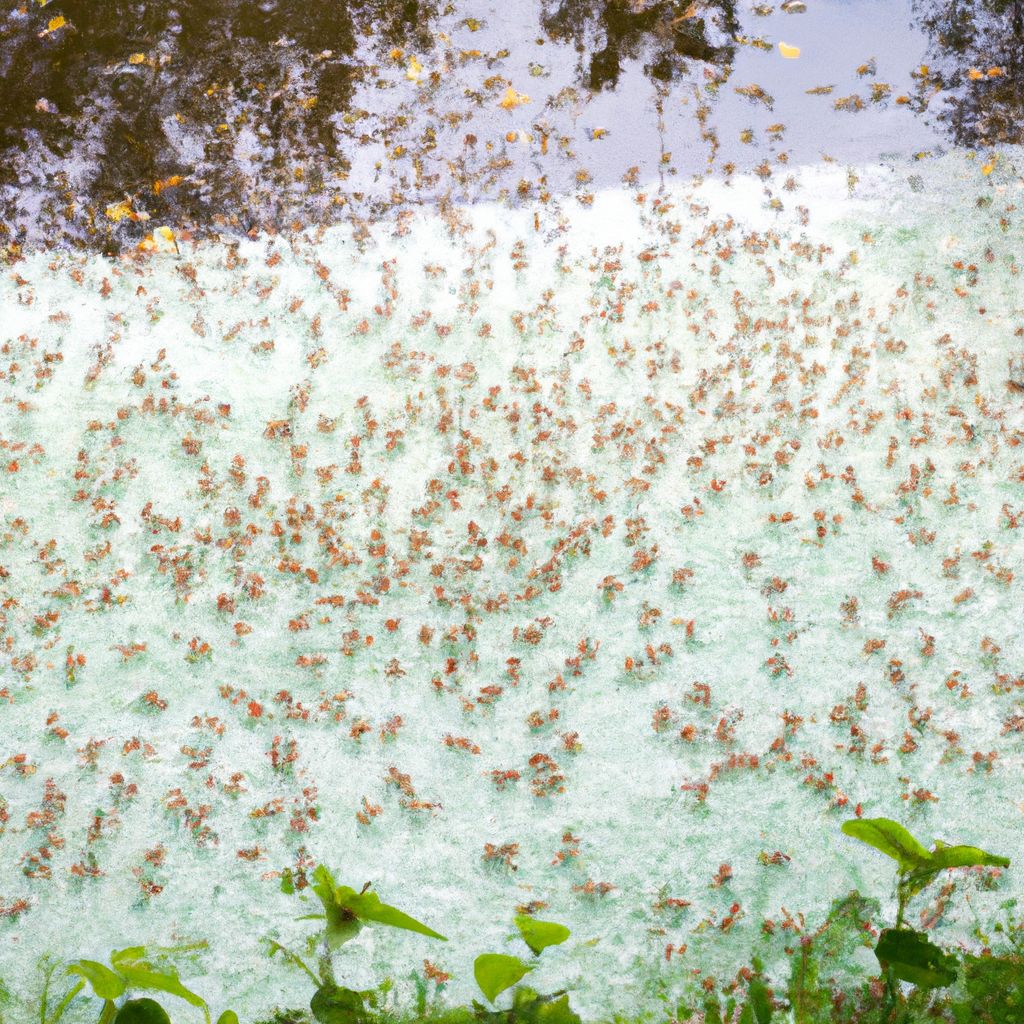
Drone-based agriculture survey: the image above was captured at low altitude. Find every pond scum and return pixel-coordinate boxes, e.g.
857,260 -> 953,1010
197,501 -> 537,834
1,151 -> 1024,1021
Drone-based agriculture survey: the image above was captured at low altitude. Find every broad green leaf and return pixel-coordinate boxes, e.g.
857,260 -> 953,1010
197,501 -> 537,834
841,818 -> 933,871
109,951 -> 207,1009
474,953 -> 534,1003
280,869 -> 295,895
111,947 -> 148,965
310,876 -> 363,949
113,999 -> 172,1024
514,916 -> 570,955
66,960 -> 126,1000
532,993 -> 581,1024
875,929 -> 958,989
310,984 -> 367,1024
511,986 -> 541,1008
929,842 -> 1010,871
310,865 -> 342,915
217,1012 -> 240,1024
343,889 -> 447,940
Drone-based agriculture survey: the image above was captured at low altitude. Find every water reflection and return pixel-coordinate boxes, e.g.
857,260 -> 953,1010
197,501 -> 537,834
0,0 -> 1021,251
915,0 -> 1024,145
539,0 -> 738,90
0,1 -> 443,247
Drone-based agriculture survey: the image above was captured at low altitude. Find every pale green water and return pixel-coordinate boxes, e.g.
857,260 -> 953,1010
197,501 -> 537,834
1,148 -> 1023,1020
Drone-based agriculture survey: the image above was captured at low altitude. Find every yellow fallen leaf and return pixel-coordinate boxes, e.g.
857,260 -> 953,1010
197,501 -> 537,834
38,14 -> 66,35
779,42 -> 800,59
129,53 -> 146,65
982,155 -> 997,176
591,127 -> 608,139
987,67 -> 1004,77
138,226 -> 177,254
498,85 -> 530,110
406,55 -> 422,82
105,200 -> 138,223
968,68 -> 984,81
153,175 -> 183,194
389,48 -> 403,60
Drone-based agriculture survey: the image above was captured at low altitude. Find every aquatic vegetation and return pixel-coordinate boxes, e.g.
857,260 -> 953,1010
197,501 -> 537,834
472,914 -> 577,1024
841,817 -> 1010,1019
0,820 -> 1016,1022
35,943 -> 238,1024
272,865 -> 446,1023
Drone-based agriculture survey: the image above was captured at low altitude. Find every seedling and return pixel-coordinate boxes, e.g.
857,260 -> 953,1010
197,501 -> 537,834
841,817 -> 1010,1020
274,864 -> 446,1024
38,943 -> 237,1024
472,915 -> 579,1024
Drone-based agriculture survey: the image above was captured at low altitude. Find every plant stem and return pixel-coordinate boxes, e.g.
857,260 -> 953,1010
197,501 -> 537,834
267,940 -> 321,987
38,960 -> 56,1024
42,980 -> 84,1024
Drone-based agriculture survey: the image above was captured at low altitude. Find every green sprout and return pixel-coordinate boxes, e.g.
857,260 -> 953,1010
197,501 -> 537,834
38,943 -> 237,1024
841,817 -> 1010,1020
472,915 -> 578,1024
274,864 -> 446,1024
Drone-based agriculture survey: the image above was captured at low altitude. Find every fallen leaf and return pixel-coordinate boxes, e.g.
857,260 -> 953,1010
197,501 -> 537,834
779,42 -> 800,59
129,53 -> 146,65
498,85 -> 530,110
38,14 -> 66,36
138,226 -> 177,253
406,56 -> 423,83
153,175 -> 183,194
105,200 -> 138,223
734,83 -> 774,108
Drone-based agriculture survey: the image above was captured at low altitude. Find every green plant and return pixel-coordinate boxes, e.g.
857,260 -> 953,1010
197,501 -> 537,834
37,943 -> 238,1024
841,817 -> 1010,1021
471,915 -> 578,1024
274,864 -> 446,1024
784,892 -> 880,1024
